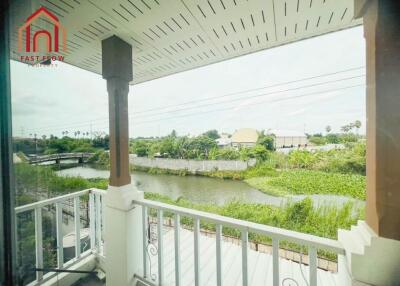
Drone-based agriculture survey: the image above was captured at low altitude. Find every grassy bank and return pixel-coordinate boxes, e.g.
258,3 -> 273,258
131,162 -> 278,180
246,170 -> 366,200
144,192 -> 364,259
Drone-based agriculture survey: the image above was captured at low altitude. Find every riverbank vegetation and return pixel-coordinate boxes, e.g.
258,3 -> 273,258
15,163 -> 107,206
130,129 -> 273,161
245,170 -> 365,199
13,134 -> 109,155
145,192 -> 364,259
131,142 -> 366,199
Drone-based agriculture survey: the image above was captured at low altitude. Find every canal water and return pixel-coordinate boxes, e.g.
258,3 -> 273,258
56,165 -> 364,207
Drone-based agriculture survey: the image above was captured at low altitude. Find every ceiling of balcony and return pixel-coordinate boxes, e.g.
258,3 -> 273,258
10,0 -> 362,85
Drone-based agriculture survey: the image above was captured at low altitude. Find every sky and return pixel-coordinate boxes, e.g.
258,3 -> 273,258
11,26 -> 366,139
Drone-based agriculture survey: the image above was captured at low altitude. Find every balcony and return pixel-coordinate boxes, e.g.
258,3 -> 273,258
15,188 -> 351,286
2,1 -> 400,285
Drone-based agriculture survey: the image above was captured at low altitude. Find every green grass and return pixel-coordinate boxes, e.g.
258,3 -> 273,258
145,192 -> 364,259
246,170 -> 366,200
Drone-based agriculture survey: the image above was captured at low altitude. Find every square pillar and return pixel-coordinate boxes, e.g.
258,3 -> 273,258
102,35 -> 132,187
362,0 -> 400,241
102,35 -> 143,286
337,2 -> 400,285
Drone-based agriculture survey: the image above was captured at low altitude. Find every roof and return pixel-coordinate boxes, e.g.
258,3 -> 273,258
267,129 -> 306,137
10,0 -> 362,85
231,128 -> 259,143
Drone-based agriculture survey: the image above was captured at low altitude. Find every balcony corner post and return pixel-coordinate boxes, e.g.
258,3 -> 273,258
102,35 -> 143,286
337,1 -> 400,285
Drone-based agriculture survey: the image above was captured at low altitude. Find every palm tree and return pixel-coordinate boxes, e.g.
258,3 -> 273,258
325,125 -> 332,133
354,120 -> 362,134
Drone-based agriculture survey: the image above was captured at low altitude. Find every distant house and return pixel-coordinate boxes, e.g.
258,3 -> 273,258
231,128 -> 259,148
267,129 -> 308,148
216,137 -> 232,148
216,133 -> 232,148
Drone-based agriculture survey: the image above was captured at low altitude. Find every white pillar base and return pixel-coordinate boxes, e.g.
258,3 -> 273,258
105,184 -> 144,286
338,220 -> 400,286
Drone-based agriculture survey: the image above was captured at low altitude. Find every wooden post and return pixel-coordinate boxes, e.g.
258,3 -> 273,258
363,1 -> 400,240
102,35 -> 132,187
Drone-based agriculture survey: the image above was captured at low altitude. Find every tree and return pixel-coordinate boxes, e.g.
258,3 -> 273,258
326,133 -> 340,144
325,125 -> 332,133
309,136 -> 326,146
170,130 -> 177,138
341,124 -> 352,133
131,140 -> 149,157
257,135 -> 275,151
203,129 -> 220,140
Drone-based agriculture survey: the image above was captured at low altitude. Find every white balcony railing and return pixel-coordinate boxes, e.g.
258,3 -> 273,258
15,189 -> 349,286
14,188 -> 106,285
133,199 -> 347,286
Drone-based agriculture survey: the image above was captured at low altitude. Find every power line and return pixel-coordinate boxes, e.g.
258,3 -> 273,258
23,67 -> 365,134
130,74 -> 365,120
131,66 -> 365,115
129,84 -> 365,126
25,83 -> 365,134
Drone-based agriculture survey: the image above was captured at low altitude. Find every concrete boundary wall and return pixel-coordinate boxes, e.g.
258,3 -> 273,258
129,155 -> 256,172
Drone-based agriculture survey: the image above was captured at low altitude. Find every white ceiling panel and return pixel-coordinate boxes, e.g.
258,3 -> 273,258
10,0 -> 362,85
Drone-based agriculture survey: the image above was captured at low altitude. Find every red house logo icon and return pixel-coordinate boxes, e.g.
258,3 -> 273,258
18,7 -> 67,53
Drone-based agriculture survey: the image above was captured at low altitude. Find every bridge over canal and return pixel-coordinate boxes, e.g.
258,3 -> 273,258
27,153 -> 94,164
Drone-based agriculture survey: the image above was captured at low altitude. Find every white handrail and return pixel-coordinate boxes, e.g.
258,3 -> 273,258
14,188 -> 106,214
15,189 -> 107,285
133,199 -> 345,254
15,189 -> 90,213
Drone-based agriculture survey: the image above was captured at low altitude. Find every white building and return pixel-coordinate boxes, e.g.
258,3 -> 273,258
267,129 -> 308,148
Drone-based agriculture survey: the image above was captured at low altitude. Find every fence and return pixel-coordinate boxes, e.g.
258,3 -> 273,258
130,155 -> 256,173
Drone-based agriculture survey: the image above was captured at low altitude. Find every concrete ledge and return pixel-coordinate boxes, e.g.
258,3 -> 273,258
41,254 -> 97,286
339,221 -> 400,286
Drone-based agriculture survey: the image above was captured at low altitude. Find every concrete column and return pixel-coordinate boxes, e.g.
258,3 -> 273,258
336,2 -> 400,285
362,0 -> 400,241
102,35 -> 143,286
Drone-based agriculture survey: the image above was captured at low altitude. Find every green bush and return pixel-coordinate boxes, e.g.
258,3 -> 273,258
308,136 -> 327,146
144,193 -> 364,255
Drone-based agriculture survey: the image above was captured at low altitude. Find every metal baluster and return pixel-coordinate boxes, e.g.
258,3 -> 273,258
272,238 -> 279,286
174,214 -> 181,286
74,196 -> 81,258
95,194 -> 101,249
309,247 -> 318,286
89,193 -> 95,250
194,218 -> 200,286
142,206 -> 148,278
241,229 -> 248,286
157,210 -> 164,285
101,195 -> 106,255
216,224 -> 223,286
35,207 -> 43,282
56,202 -> 64,268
